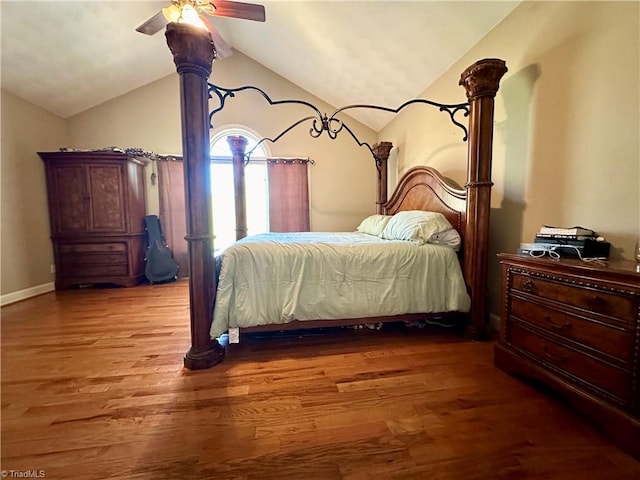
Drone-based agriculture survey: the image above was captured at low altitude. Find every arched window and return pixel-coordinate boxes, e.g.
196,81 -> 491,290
210,128 -> 269,251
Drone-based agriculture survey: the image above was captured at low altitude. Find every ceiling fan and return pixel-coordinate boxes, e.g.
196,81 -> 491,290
136,0 -> 265,59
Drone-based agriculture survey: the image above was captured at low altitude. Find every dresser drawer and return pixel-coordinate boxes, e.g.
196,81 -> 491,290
497,254 -> 640,459
512,272 -> 637,323
59,243 -> 127,253
508,322 -> 632,405
510,297 -> 635,363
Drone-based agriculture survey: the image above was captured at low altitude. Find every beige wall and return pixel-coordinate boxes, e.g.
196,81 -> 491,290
1,51 -> 377,299
4,2 -> 638,307
1,90 -> 67,296
379,1 -> 640,315
67,51 -> 378,232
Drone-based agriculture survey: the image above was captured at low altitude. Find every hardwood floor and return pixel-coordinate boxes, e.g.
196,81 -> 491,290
1,279 -> 638,479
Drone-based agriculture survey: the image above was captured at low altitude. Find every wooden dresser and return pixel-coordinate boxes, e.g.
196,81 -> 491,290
39,151 -> 148,289
495,253 -> 640,459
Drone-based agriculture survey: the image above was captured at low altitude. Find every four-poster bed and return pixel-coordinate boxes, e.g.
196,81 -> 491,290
210,168 -> 471,339
165,22 -> 507,370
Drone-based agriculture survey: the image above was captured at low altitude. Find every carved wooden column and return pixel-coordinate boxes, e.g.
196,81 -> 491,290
372,141 -> 393,214
165,23 -> 224,369
227,135 -> 248,240
459,58 -> 507,340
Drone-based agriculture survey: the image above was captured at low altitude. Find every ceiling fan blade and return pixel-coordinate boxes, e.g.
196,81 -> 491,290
136,11 -> 168,35
211,0 -> 265,22
199,15 -> 233,59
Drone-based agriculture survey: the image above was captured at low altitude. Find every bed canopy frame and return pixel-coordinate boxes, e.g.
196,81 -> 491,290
207,82 -> 470,224
165,23 -> 507,370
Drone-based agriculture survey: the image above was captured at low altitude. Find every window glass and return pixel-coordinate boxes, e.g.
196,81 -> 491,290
210,130 -> 269,252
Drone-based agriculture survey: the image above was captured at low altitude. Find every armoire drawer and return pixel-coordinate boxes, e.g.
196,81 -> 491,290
511,271 -> 636,323
65,265 -> 130,277
59,243 -> 127,253
59,252 -> 128,267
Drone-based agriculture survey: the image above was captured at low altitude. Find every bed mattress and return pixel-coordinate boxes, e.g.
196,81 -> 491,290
210,232 -> 471,338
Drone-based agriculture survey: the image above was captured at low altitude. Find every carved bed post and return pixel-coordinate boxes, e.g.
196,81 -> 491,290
459,58 -> 507,340
227,136 -> 248,240
372,141 -> 393,214
165,23 -> 224,369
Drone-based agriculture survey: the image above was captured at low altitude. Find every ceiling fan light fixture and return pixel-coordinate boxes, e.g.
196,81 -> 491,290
162,4 -> 181,23
194,0 -> 217,16
136,0 -> 264,38
163,2 -> 209,31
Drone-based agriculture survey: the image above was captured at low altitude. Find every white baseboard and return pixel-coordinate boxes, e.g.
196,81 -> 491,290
1,282 -> 55,307
489,313 -> 501,332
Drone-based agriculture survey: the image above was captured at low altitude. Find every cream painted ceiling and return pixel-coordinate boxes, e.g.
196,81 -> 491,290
1,1 -> 519,131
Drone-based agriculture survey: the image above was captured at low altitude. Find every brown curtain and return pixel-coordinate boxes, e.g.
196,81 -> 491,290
267,158 -> 311,232
156,157 -> 189,277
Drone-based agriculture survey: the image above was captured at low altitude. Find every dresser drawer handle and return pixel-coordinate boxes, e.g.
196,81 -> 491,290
587,294 -> 608,310
543,315 -> 572,331
542,344 -> 569,363
523,279 -> 535,292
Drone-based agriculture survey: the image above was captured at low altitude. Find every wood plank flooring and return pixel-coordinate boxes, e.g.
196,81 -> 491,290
1,279 -> 639,479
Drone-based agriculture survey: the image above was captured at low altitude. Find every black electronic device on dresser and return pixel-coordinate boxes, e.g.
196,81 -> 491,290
495,253 -> 640,460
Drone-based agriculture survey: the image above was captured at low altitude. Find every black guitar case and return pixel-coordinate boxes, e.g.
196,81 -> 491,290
144,215 -> 179,284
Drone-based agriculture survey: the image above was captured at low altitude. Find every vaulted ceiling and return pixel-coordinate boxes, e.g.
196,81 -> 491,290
1,1 -> 520,131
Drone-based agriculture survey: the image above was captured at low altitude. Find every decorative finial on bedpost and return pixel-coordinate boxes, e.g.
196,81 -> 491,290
227,135 -> 248,240
227,135 -> 248,157
372,141 -> 393,214
459,58 -> 508,100
165,23 -> 216,76
166,22 -> 225,370
459,58 -> 507,341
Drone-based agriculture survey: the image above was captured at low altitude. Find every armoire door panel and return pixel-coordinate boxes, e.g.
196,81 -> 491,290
87,165 -> 127,232
53,165 -> 88,233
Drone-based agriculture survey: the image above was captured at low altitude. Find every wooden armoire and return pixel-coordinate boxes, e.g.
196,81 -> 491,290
39,151 -> 148,289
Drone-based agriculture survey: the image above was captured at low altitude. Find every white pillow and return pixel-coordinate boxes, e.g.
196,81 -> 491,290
381,210 -> 455,245
429,227 -> 462,251
356,214 -> 393,237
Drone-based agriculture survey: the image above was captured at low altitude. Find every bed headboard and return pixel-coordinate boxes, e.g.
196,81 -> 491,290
382,166 -> 467,242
